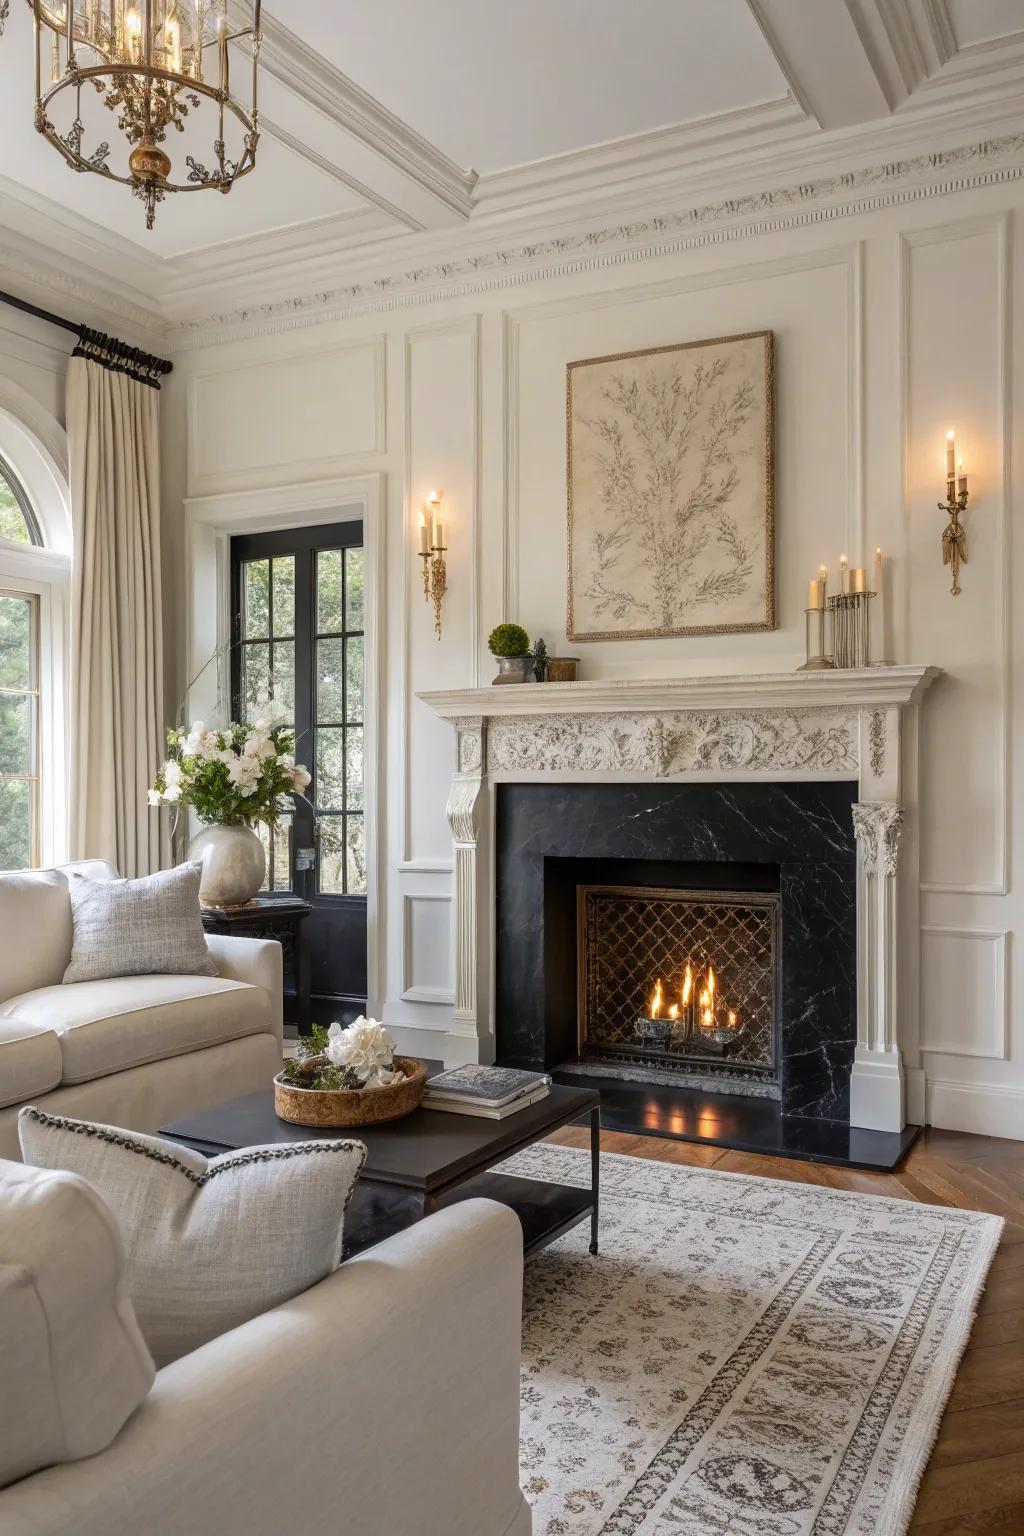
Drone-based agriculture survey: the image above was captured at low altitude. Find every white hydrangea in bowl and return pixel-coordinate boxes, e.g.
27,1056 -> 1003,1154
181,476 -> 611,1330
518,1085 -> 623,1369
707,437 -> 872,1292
274,1018 -> 428,1128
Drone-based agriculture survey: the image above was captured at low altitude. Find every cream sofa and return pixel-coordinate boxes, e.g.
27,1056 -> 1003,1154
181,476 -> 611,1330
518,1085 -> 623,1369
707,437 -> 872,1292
0,863 -> 283,1160
0,1156 -> 532,1536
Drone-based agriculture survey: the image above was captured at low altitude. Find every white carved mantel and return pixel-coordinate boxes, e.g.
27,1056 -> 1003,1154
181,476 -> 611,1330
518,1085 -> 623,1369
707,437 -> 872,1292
419,666 -> 941,1133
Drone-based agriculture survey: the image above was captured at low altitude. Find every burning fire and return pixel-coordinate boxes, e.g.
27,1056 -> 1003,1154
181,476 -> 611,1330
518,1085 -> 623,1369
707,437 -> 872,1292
647,960 -> 739,1034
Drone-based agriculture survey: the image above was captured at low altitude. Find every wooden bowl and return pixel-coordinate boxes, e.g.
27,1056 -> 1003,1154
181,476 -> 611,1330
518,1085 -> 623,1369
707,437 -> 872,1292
273,1056 -> 429,1128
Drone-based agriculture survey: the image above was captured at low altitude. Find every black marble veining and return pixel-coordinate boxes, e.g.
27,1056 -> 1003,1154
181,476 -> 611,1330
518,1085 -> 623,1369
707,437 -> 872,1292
495,780 -> 858,1124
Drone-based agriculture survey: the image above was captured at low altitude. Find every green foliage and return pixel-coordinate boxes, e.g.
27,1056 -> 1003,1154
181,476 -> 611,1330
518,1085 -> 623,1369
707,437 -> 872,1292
0,593 -> 34,871
0,475 -> 32,545
488,622 -> 531,657
279,1051 -> 362,1092
532,637 -> 549,682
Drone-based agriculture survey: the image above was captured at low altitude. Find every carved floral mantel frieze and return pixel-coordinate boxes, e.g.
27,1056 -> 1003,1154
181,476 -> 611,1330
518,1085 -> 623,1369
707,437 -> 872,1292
487,709 -> 858,777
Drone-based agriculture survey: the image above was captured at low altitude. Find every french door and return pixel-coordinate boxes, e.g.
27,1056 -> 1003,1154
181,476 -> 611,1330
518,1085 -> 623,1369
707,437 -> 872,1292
230,522 -> 366,1017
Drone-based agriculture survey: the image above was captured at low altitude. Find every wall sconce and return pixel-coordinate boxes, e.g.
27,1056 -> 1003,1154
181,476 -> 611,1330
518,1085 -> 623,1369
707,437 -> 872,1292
938,428 -> 969,596
418,489 -> 448,638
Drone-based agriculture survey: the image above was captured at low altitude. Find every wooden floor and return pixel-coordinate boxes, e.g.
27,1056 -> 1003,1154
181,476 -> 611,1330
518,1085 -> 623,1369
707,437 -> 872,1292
547,1121 -> 1024,1533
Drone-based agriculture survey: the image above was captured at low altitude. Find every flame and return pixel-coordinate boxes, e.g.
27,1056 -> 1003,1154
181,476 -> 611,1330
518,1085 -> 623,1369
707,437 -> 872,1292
650,977 -> 663,1018
728,1010 -> 737,1029
706,964 -> 715,1003
681,963 -> 692,1008
668,1003 -> 679,1021
702,1007 -> 713,1029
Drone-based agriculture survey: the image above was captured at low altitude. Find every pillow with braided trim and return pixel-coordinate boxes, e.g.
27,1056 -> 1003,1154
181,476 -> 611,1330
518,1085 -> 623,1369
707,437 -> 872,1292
19,1107 -> 366,1368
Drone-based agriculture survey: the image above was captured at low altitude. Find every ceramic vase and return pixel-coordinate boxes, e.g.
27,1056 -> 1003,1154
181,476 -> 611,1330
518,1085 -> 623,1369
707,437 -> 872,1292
189,823 -> 265,907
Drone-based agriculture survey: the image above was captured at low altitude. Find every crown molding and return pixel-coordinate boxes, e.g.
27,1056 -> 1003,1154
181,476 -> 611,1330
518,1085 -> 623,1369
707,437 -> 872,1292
228,1 -> 477,225
165,126 -> 1024,349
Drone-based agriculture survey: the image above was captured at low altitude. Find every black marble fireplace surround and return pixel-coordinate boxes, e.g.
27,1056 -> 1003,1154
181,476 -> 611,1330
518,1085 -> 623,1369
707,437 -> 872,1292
495,781 -> 859,1125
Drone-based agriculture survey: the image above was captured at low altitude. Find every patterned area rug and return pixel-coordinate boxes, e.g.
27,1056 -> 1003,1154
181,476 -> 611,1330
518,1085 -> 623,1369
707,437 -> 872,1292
497,1144 -> 1001,1536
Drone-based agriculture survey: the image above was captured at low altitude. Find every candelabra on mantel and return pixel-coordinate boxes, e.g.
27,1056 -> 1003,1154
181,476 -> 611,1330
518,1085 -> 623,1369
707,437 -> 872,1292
417,490 -> 448,639
939,428 -> 970,596
801,551 -> 887,670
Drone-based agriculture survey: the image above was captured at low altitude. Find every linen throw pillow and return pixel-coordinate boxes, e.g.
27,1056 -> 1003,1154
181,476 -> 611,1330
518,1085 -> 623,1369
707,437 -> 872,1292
63,862 -> 217,984
20,1109 -> 367,1367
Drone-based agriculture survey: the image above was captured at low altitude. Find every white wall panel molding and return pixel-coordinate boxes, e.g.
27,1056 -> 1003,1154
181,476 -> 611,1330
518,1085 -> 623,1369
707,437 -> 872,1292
165,131 -> 1024,349
920,926 -> 1009,1058
186,335 -> 386,498
902,212 -> 1011,896
401,891 -> 455,1005
502,242 -> 865,630
400,315 -> 482,866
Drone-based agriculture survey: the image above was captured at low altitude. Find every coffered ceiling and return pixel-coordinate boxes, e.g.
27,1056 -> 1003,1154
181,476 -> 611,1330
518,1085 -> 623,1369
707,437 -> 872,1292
0,0 -> 1022,340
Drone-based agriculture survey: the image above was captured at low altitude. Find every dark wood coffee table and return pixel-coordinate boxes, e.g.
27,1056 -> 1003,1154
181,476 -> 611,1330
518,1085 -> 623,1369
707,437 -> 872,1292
162,1075 -> 600,1262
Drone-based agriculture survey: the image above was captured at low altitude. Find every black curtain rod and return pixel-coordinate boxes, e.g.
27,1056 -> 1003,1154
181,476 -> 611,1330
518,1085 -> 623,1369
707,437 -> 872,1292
0,287 -> 173,380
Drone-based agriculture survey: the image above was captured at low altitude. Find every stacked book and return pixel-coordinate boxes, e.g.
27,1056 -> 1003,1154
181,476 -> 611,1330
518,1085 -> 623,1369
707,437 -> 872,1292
423,1065 -> 552,1119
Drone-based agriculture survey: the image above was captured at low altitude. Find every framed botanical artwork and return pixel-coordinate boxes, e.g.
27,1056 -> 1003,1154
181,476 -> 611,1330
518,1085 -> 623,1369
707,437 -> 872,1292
566,329 -> 775,641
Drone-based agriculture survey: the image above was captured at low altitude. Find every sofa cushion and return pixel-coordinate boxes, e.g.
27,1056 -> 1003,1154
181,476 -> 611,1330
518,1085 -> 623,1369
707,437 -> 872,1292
0,1018 -> 62,1108
0,868 -> 74,1003
19,1111 -> 367,1368
64,863 -> 217,985
0,1158 -> 154,1490
1,975 -> 270,1086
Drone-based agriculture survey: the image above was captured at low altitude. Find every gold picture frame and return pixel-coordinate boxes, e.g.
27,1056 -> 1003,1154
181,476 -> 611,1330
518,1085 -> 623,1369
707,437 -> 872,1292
566,329 -> 775,641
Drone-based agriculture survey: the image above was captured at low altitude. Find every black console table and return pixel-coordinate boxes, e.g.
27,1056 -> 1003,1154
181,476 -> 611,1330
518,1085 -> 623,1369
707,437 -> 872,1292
201,896 -> 313,1036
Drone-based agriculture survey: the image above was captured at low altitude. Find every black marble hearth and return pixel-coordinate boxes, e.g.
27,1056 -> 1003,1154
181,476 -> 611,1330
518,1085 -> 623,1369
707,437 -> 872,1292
495,780 -> 859,1129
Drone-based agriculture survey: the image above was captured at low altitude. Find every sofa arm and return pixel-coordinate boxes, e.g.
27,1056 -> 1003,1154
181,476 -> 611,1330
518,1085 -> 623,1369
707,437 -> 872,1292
1,1199 -> 530,1536
204,934 -> 283,1045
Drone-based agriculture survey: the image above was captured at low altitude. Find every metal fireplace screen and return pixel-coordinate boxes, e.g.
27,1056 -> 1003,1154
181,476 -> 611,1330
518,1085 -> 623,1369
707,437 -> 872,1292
576,885 -> 780,1077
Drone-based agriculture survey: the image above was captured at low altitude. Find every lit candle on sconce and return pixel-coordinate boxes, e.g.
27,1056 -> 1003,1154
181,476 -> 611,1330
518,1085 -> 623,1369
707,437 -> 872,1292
946,428 -> 956,483
418,490 -> 448,637
426,489 -> 444,550
957,456 -> 968,496
939,428 -> 970,596
839,553 -> 849,594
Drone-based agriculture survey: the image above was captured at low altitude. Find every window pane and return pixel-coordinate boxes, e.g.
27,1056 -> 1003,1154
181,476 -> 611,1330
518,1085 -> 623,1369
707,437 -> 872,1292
315,727 -> 344,810
0,496 -> 31,544
270,815 -> 292,892
272,557 -> 295,638
0,693 -> 34,776
346,817 -> 366,896
317,816 -> 344,895
0,777 -> 33,870
345,726 -> 363,811
242,642 -> 270,722
316,637 -> 343,723
317,549 -> 343,634
271,641 -> 295,722
0,594 -> 32,690
244,560 -> 270,639
345,636 -> 363,723
345,546 -> 365,631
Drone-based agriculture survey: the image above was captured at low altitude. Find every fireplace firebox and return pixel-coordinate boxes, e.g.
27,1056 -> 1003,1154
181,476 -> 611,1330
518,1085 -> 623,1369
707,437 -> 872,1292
577,884 -> 780,1088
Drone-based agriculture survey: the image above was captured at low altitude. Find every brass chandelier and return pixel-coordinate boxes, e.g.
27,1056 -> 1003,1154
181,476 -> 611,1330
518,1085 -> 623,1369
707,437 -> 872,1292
24,1 -> 262,229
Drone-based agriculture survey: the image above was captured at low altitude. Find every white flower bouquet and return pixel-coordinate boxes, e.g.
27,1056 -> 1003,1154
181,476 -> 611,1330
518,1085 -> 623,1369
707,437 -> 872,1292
148,720 -> 311,828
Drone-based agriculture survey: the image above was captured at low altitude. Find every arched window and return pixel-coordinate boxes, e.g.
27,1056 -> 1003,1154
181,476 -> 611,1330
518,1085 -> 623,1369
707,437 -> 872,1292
0,412 -> 71,871
0,455 -> 42,547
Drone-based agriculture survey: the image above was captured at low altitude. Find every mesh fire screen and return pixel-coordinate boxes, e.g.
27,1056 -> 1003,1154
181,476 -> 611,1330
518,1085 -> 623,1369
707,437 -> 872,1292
577,885 -> 780,1079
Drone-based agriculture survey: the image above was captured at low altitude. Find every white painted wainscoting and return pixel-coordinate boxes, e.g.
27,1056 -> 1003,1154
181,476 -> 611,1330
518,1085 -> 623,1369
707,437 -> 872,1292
163,157 -> 1024,1138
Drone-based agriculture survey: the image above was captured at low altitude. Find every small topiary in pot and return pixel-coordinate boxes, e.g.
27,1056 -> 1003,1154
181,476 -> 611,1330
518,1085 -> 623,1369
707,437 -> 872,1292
488,622 -> 533,685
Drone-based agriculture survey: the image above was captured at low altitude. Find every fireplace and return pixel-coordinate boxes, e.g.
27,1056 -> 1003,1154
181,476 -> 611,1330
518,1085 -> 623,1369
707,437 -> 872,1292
576,884 -> 780,1088
495,781 -> 858,1122
422,666 -> 940,1139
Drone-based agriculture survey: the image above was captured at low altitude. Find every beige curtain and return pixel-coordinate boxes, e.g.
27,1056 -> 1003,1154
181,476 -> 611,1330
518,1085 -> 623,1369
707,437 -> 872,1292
67,355 -> 171,876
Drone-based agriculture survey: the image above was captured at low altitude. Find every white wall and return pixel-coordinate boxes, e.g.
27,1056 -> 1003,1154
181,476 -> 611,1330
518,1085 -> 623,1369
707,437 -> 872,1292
167,175 -> 1024,1138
